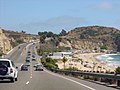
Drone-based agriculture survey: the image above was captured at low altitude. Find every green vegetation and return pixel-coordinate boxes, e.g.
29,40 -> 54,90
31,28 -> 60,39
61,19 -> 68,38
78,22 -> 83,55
100,45 -> 107,50
16,38 -> 24,44
0,53 -> 2,56
41,58 -> 58,69
59,29 -> 67,36
65,67 -> 78,71
82,30 -> 98,36
111,34 -> 120,38
80,34 -> 89,39
80,30 -> 98,39
115,67 -> 120,74
40,35 -> 46,43
38,31 -> 58,38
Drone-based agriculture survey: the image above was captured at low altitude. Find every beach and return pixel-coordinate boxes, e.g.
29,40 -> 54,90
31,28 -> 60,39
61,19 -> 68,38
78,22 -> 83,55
56,53 -> 116,72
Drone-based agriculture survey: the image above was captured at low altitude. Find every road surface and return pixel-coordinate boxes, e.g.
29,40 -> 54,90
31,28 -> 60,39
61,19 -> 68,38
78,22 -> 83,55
0,43 -> 118,90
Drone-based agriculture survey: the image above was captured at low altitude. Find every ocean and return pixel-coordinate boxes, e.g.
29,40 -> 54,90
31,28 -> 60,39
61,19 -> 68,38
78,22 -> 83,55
96,54 -> 120,68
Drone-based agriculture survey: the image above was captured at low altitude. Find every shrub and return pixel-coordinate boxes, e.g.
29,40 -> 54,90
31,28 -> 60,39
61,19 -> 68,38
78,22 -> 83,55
115,67 -> 120,74
65,67 -> 78,71
0,53 -> 2,56
41,58 -> 58,70
100,45 -> 107,50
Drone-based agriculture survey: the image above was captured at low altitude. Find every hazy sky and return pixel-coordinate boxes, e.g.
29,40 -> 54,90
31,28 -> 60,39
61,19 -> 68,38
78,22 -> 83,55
0,0 -> 120,34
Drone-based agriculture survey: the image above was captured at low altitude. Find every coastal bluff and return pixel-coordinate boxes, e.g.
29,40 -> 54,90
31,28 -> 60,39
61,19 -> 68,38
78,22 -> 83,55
59,26 -> 120,52
0,28 -> 38,54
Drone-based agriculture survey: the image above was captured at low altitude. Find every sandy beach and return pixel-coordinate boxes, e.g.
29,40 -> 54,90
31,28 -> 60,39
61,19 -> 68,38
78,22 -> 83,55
56,53 -> 116,72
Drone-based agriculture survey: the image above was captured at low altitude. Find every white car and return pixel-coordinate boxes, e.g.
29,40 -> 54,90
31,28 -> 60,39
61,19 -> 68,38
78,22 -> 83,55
0,59 -> 18,82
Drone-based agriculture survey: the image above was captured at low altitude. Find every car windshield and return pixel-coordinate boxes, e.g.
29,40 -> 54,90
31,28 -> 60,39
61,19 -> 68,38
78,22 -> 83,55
0,61 -> 10,67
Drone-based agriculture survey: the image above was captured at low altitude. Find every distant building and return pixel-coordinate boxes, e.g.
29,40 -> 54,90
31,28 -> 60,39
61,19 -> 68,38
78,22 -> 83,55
48,52 -> 72,59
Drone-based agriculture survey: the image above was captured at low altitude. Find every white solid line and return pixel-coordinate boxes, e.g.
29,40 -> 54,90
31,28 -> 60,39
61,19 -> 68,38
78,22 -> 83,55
45,70 -> 96,90
26,81 -> 29,84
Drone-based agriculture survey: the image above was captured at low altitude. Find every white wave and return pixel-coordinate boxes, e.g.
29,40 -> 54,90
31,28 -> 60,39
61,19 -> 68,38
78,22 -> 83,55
107,57 -> 114,60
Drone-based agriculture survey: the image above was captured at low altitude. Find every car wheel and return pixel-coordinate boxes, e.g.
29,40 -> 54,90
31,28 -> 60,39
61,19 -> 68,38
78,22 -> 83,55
15,78 -> 18,81
10,78 -> 15,82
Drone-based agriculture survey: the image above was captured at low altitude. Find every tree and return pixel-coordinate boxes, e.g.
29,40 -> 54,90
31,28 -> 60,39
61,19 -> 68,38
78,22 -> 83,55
21,30 -> 26,34
115,67 -> 120,74
59,29 -> 67,36
100,45 -> 107,50
61,57 -> 68,69
40,35 -> 46,43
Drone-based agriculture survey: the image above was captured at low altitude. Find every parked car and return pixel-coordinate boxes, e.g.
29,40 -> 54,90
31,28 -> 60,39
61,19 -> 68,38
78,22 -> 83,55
21,64 -> 28,71
0,59 -> 18,82
35,64 -> 43,71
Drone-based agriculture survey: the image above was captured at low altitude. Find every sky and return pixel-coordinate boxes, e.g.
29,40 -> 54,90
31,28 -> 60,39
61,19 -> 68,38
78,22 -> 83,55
0,0 -> 120,34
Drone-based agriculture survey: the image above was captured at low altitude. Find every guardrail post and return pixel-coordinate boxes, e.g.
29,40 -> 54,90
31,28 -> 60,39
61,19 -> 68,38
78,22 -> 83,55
117,80 -> 120,87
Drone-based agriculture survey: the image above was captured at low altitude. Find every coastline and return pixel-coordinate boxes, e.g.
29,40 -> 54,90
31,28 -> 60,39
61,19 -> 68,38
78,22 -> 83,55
57,52 -> 116,72
96,53 -> 120,68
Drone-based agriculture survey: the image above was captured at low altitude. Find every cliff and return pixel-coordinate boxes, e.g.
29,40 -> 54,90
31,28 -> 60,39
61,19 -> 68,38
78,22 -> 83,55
0,28 -> 39,54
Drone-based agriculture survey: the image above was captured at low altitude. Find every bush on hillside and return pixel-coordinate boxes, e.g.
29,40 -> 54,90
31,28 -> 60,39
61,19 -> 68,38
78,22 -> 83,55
41,58 -> 58,70
65,67 -> 78,71
115,67 -> 120,74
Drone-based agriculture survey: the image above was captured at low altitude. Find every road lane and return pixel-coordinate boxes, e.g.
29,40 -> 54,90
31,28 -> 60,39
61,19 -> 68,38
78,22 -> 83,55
0,43 -> 34,90
0,43 -> 118,90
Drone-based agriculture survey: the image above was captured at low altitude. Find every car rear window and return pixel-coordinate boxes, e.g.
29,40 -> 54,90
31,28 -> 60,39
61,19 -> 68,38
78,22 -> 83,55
0,61 -> 10,67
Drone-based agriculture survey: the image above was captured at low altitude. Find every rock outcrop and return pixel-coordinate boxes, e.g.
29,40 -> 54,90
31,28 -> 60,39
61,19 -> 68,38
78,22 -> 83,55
0,28 -> 39,54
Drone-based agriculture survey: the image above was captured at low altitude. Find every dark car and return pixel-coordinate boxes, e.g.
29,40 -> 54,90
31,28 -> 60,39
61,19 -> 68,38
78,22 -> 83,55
21,65 -> 28,71
35,65 -> 43,71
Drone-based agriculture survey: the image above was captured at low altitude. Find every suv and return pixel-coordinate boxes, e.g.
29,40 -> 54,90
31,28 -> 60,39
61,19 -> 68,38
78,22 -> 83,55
0,59 -> 18,82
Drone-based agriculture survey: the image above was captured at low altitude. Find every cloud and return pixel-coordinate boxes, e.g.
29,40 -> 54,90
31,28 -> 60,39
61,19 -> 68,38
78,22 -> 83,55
97,1 -> 113,10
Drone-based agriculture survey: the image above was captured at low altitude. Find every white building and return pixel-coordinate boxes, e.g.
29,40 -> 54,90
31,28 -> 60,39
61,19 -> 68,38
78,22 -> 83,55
48,52 -> 72,59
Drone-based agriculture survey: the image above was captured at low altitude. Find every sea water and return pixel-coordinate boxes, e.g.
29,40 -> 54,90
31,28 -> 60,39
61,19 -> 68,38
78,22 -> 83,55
96,54 -> 120,68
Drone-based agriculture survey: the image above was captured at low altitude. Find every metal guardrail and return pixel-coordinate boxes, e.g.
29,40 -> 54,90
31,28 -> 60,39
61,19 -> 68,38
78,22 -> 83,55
53,69 -> 120,80
51,69 -> 120,86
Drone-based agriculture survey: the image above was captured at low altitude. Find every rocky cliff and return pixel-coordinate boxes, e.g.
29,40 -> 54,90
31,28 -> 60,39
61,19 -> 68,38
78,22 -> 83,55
59,26 -> 120,52
0,28 -> 39,54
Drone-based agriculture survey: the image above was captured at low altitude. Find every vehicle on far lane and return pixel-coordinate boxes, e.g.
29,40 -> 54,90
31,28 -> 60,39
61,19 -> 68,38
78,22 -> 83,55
32,55 -> 36,61
35,64 -> 43,71
33,63 -> 39,67
21,64 -> 28,71
24,62 -> 30,66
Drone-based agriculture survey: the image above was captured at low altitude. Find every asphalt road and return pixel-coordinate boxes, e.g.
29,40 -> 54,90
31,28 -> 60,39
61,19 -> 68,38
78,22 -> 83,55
0,43 -> 118,90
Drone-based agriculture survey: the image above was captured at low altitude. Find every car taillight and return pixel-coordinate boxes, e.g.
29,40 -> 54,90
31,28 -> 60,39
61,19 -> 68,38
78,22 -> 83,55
10,68 -> 13,73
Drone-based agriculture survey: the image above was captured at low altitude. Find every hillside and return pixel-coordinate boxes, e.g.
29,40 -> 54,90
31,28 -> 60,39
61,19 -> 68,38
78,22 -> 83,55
59,26 -> 120,52
0,28 -> 39,54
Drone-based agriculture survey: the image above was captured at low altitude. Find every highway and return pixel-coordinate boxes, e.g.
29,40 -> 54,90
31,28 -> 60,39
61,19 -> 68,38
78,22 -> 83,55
0,43 -> 118,90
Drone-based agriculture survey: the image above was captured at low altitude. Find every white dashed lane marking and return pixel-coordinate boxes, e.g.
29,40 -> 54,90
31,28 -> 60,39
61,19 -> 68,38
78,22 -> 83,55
26,81 -> 29,85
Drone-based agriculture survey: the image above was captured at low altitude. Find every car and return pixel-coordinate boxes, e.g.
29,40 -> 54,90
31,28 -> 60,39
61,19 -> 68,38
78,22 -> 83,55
33,62 -> 39,67
21,64 -> 28,71
35,64 -> 43,71
27,51 -> 31,53
24,62 -> 30,66
0,59 -> 18,82
26,58 -> 30,63
32,55 -> 36,61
